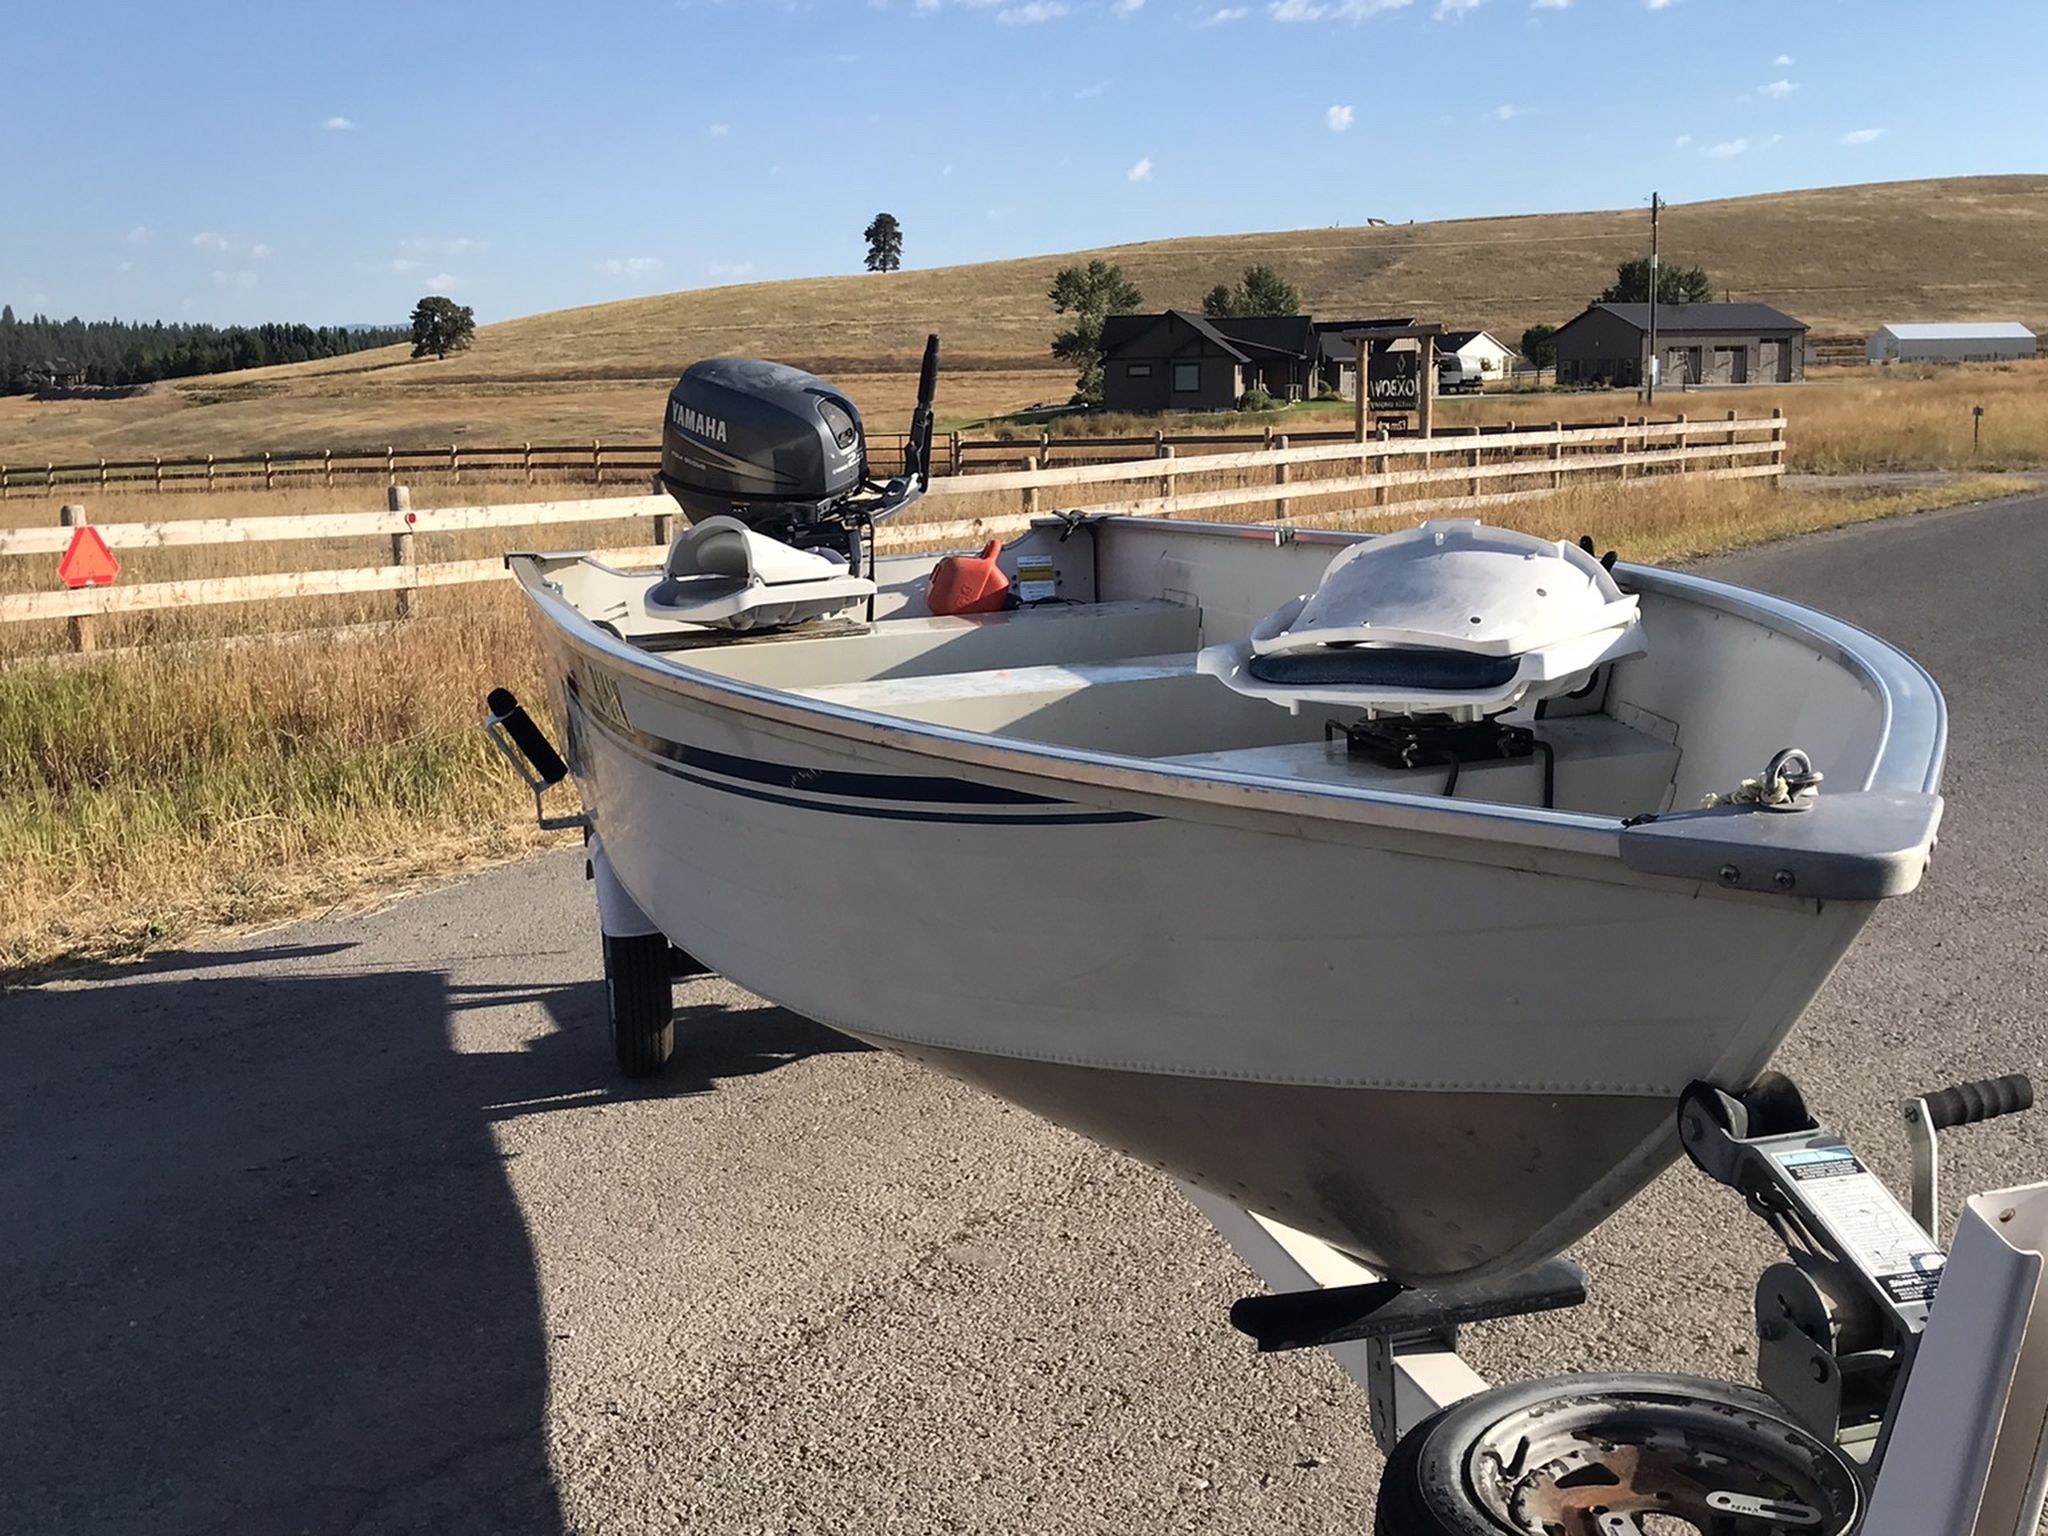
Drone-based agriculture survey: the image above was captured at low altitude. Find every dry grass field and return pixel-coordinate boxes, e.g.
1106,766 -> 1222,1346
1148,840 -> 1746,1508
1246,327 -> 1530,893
4,175 -> 2046,468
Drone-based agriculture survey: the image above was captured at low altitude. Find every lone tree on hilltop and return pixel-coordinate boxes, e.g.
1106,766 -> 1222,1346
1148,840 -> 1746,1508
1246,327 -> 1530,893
1201,265 -> 1303,319
1048,259 -> 1142,405
410,295 -> 475,360
1520,323 -> 1557,371
863,213 -> 903,273
1601,258 -> 1713,306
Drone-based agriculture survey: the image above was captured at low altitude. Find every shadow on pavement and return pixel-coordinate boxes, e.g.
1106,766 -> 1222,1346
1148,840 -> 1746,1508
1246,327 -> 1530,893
0,967 -> 563,1536
0,960 -> 870,1535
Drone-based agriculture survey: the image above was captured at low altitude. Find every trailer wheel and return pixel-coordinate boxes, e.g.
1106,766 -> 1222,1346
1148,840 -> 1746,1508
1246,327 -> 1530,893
603,932 -> 674,1078
1373,1372 -> 1861,1536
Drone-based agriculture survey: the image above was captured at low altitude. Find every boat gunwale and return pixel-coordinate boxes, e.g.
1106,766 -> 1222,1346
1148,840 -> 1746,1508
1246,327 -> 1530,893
507,518 -> 1946,862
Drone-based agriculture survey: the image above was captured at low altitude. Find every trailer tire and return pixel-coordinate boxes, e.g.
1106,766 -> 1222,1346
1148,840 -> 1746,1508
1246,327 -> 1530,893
1372,1372 -> 1861,1536
604,932 -> 674,1078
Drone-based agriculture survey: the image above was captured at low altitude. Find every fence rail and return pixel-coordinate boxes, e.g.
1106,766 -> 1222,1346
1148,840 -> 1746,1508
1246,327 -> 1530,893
0,411 -> 1765,496
1,413 -> 1785,650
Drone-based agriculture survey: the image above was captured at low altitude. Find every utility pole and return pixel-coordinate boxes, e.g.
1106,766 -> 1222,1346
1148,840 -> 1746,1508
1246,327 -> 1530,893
1646,191 -> 1662,405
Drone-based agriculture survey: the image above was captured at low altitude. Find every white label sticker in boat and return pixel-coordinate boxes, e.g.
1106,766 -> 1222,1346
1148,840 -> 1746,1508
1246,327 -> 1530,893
1776,1146 -> 1946,1306
1016,554 -> 1057,604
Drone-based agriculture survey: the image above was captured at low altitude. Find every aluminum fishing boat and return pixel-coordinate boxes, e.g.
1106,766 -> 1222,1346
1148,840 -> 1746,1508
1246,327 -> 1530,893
495,344 -> 1945,1290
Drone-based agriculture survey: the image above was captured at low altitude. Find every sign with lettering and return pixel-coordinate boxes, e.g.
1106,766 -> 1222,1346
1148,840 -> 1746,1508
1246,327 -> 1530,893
1367,347 -> 1419,414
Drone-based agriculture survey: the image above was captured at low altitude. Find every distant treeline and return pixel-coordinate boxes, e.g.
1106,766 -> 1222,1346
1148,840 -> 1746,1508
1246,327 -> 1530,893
0,305 -> 409,395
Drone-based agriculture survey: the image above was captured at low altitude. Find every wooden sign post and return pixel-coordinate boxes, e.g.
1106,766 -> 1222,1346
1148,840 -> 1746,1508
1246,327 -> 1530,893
1345,323 -> 1445,444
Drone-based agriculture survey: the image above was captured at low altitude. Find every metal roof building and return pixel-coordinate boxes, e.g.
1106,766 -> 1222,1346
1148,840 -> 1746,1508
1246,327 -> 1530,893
1867,323 -> 2037,364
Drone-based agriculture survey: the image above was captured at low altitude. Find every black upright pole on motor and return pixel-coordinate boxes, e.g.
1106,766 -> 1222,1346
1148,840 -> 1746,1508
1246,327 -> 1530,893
903,333 -> 940,488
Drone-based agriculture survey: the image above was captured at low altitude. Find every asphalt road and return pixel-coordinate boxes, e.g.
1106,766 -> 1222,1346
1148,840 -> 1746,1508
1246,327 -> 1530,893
6,495 -> 2047,1535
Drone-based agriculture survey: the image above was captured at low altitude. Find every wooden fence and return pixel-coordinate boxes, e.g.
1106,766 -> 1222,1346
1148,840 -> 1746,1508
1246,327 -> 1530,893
0,409 -> 1765,496
0,413 -> 1785,652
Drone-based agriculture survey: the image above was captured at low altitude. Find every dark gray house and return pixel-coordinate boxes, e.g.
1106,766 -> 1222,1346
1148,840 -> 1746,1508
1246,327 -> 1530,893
1551,302 -> 1808,387
1100,311 -> 1318,412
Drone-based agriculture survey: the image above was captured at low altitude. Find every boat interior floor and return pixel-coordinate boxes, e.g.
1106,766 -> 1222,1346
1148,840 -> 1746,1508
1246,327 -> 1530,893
643,599 -> 1681,820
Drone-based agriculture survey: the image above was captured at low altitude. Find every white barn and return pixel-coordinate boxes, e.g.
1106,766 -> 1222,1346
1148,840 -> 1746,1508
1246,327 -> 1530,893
1867,322 -> 2037,364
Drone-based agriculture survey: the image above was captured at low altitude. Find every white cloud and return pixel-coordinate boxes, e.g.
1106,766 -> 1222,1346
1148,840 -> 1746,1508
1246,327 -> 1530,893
1197,6 -> 1246,23
1434,0 -> 1481,17
1327,104 -> 1355,132
191,231 -> 232,252
1704,137 -> 1748,157
389,257 -> 423,273
249,242 -> 272,259
597,256 -> 663,275
1127,156 -> 1153,181
1532,0 -> 1571,7
322,115 -> 355,131
1760,78 -> 1796,99
400,236 -> 486,258
1113,0 -> 1144,12
1074,79 -> 1110,98
1273,0 -> 1410,14
707,260 -> 755,278
1840,127 -> 1884,145
1774,53 -> 1794,65
1645,0 -> 1674,9
210,269 -> 257,290
708,123 -> 730,137
1673,134 -> 1692,149
426,273 -> 459,291
116,260 -> 134,272
1488,103 -> 1523,120
998,0 -> 1066,20
126,225 -> 152,245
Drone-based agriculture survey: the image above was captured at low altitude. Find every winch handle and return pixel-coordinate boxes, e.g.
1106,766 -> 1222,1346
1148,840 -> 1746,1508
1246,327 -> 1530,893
1916,1073 -> 2033,1132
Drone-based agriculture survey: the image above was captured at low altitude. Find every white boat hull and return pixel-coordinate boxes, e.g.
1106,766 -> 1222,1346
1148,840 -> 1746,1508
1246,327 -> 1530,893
556,646 -> 1865,1284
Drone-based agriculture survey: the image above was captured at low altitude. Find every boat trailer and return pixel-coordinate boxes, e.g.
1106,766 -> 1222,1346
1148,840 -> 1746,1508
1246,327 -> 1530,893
1202,1070 -> 2047,1534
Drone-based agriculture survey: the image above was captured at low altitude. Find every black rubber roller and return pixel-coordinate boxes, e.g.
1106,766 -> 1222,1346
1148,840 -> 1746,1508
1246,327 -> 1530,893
486,687 -> 568,786
1920,1074 -> 2034,1132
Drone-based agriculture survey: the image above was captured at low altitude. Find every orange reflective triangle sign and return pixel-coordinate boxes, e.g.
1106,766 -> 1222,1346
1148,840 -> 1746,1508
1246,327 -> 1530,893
58,525 -> 121,588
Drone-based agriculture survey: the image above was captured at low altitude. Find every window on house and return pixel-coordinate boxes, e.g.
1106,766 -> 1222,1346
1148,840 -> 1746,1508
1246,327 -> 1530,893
1126,363 -> 1153,378
1172,361 -> 1201,393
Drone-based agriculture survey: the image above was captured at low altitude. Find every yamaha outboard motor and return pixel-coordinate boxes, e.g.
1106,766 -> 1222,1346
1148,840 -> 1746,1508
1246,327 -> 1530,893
656,336 -> 940,573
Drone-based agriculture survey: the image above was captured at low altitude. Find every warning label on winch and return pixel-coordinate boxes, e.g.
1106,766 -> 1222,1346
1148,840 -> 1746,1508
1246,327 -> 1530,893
1775,1146 -> 1946,1307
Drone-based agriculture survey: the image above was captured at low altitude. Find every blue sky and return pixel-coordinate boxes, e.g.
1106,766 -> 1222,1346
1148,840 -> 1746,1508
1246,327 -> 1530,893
5,0 -> 2042,327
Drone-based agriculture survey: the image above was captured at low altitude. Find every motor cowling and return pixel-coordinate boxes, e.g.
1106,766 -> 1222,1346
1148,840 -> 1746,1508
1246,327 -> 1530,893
657,358 -> 867,528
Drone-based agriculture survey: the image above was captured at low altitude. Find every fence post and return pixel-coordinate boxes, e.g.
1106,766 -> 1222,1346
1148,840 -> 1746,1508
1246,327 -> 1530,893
207,454 -> 215,492
1274,435 -> 1291,524
1467,442 -> 1481,500
387,446 -> 396,488
99,458 -> 108,491
264,451 -> 274,491
60,504 -> 95,653
388,485 -> 417,620
523,441 -> 534,486
948,431 -> 961,478
1771,406 -> 1785,487
1616,415 -> 1630,480
1157,443 -> 1175,507
592,438 -> 603,486
1374,427 -> 1389,507
1675,413 -> 1688,478
1726,409 -> 1740,472
1,466 -> 9,500
450,443 -> 461,486
322,449 -> 333,489
46,463 -> 55,492
1023,455 -> 1042,519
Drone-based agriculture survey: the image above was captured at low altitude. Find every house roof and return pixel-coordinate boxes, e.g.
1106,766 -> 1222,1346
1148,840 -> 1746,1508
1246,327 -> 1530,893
1577,302 -> 1807,335
1873,322 -> 2035,341
1100,311 -> 1315,362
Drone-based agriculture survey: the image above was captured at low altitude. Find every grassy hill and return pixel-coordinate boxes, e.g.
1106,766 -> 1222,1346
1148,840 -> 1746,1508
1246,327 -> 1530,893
5,175 -> 2045,464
